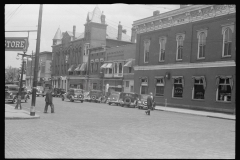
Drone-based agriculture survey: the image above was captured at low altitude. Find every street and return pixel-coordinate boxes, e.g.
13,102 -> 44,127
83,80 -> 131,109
5,96 -> 235,158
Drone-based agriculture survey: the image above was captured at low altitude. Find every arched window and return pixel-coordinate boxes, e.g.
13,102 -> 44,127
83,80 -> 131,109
119,63 -> 122,74
197,31 -> 207,59
223,27 -> 232,57
159,37 -> 166,62
176,35 -> 184,60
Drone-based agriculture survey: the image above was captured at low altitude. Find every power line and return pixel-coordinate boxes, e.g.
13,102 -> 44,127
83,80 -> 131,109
5,4 -> 22,25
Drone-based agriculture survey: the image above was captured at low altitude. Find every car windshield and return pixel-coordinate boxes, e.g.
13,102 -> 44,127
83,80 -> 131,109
90,90 -> 101,94
110,94 -> 119,98
74,90 -> 82,93
121,93 -> 138,98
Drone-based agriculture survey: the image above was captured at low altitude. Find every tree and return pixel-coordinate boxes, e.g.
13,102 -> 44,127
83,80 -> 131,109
5,66 -> 19,82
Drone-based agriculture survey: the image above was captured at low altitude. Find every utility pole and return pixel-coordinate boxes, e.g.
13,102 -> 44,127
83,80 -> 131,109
30,4 -> 43,116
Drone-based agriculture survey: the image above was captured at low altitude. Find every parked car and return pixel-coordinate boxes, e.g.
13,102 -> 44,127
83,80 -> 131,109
118,92 -> 139,108
62,88 -> 84,103
36,86 -> 44,97
83,91 -> 91,102
52,88 -> 65,97
108,92 -> 121,106
5,85 -> 29,103
89,90 -> 103,103
25,86 -> 32,94
137,94 -> 148,110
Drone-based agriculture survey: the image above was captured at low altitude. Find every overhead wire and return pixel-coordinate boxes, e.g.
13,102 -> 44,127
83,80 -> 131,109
5,4 -> 23,25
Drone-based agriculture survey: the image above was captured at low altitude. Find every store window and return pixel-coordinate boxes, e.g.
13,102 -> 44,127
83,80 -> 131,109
144,39 -> 150,63
172,76 -> 184,98
140,77 -> 148,94
126,81 -> 129,87
192,76 -> 206,100
159,37 -> 166,62
222,25 -> 234,57
197,30 -> 207,59
155,77 -> 164,96
216,76 -> 233,102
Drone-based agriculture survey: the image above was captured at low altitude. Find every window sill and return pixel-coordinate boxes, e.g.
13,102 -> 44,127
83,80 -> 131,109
222,55 -> 231,58
216,100 -> 232,103
176,59 -> 182,61
191,99 -> 205,101
172,97 -> 183,99
155,95 -> 164,97
197,57 -> 205,60
159,60 -> 165,63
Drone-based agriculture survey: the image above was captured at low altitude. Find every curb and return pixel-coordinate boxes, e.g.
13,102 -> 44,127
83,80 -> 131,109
5,116 -> 40,120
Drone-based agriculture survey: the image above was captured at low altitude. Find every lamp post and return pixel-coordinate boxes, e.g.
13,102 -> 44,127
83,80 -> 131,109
15,52 -> 32,109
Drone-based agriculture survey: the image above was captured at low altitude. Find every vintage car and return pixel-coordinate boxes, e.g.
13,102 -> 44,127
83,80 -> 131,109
62,88 -> 84,103
36,86 -> 44,97
137,94 -> 149,110
52,88 -> 66,97
108,92 -> 121,106
89,90 -> 103,103
118,92 -> 139,108
5,85 -> 29,103
25,86 -> 32,95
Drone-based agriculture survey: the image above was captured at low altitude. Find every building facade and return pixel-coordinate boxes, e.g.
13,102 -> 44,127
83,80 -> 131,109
51,6 -> 135,92
26,51 -> 52,88
133,5 -> 235,113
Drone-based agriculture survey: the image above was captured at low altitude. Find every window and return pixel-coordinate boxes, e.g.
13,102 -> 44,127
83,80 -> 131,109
155,77 -> 164,96
140,77 -> 148,94
95,62 -> 98,72
128,67 -> 132,73
159,37 -> 166,61
119,63 -> 122,74
114,63 -> 118,74
93,83 -> 97,90
176,34 -> 185,60
172,76 -> 184,98
91,61 -> 94,73
84,43 -> 90,56
216,76 -> 233,102
109,68 -> 112,74
144,39 -> 150,63
130,86 -> 134,92
126,81 -> 129,87
222,25 -> 234,57
192,76 -> 206,100
197,30 -> 207,59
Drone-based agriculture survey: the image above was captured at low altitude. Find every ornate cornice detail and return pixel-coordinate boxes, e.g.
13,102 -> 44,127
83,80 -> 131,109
134,60 -> 235,71
134,5 -> 235,35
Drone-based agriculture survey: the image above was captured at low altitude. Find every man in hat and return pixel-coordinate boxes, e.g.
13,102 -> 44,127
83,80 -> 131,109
44,86 -> 54,113
146,92 -> 154,115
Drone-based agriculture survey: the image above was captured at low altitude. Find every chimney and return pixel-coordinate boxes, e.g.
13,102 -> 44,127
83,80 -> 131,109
101,11 -> 106,24
131,27 -> 136,43
122,29 -> 127,34
73,25 -> 76,40
153,10 -> 160,16
117,21 -> 122,41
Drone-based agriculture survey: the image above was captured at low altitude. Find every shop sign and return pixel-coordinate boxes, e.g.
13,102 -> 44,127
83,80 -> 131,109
5,37 -> 28,52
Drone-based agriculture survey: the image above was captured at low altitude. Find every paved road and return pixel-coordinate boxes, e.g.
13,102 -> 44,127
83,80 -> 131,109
5,96 -> 235,158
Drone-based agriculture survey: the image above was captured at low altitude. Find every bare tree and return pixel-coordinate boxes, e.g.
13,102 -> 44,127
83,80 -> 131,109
5,66 -> 19,82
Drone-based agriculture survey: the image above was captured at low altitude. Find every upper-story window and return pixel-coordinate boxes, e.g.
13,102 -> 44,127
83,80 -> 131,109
119,63 -> 122,74
176,34 -> 185,61
84,43 -> 90,56
95,59 -> 99,72
144,39 -> 150,63
114,62 -> 118,74
159,37 -> 166,62
222,24 -> 234,57
197,29 -> 207,59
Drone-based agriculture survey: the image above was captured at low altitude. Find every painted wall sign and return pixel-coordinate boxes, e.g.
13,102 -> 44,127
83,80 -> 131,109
5,37 -> 28,52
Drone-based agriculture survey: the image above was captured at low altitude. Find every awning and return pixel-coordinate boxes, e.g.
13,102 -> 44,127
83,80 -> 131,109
68,65 -> 74,72
124,60 -> 132,67
74,64 -> 81,71
105,63 -> 113,68
100,63 -> 108,68
79,63 -> 87,71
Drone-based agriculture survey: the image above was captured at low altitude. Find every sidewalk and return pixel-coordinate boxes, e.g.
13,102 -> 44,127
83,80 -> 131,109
155,106 -> 235,120
5,104 -> 40,120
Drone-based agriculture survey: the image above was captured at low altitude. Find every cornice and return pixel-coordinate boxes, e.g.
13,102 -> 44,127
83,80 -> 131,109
134,60 -> 235,71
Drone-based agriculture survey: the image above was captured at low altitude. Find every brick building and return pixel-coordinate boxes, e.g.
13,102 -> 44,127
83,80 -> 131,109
51,6 -> 135,91
133,5 -> 235,113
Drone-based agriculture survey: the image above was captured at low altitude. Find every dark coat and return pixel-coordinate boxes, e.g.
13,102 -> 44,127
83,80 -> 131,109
45,90 -> 53,103
147,95 -> 153,109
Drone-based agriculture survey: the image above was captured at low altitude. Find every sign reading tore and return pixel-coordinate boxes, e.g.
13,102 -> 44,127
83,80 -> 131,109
5,37 -> 28,52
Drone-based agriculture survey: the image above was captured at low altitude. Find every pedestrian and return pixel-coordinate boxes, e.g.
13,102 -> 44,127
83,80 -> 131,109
145,92 -> 153,115
44,86 -> 54,113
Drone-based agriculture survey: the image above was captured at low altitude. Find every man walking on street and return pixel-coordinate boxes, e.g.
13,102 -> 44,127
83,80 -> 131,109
146,92 -> 153,115
44,86 -> 54,113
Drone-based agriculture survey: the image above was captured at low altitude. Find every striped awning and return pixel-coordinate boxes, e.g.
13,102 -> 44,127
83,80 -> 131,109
124,60 -> 132,67
100,63 -> 108,68
68,65 -> 74,72
74,64 -> 82,71
79,63 -> 87,71
105,63 -> 113,68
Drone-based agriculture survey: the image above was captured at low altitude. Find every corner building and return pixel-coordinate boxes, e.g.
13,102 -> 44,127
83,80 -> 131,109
133,5 -> 235,114
51,6 -> 134,91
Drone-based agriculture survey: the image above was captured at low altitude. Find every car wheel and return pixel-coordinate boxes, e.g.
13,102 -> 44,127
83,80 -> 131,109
12,98 -> 16,104
121,104 -> 124,107
109,103 -> 111,105
116,103 -> 119,106
81,101 -> 83,103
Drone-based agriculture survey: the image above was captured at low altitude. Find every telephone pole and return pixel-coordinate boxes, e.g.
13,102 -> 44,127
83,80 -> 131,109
30,4 -> 43,116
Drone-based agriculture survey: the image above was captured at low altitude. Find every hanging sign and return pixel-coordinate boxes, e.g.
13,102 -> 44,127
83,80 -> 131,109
5,37 -> 28,52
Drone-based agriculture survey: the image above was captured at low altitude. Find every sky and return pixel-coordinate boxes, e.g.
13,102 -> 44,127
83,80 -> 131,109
5,4 -> 180,68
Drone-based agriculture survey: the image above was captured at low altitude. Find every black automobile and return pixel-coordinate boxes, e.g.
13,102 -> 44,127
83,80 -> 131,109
62,88 -> 84,103
36,86 -> 44,97
89,90 -> 103,103
108,92 -> 121,106
118,92 -> 139,108
5,85 -> 29,103
137,94 -> 148,110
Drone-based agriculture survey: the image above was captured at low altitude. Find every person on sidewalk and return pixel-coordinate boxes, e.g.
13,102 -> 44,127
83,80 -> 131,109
44,86 -> 54,113
146,92 -> 153,115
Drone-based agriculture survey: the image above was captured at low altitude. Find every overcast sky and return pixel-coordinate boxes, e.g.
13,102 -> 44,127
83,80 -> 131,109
5,4 -> 180,68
